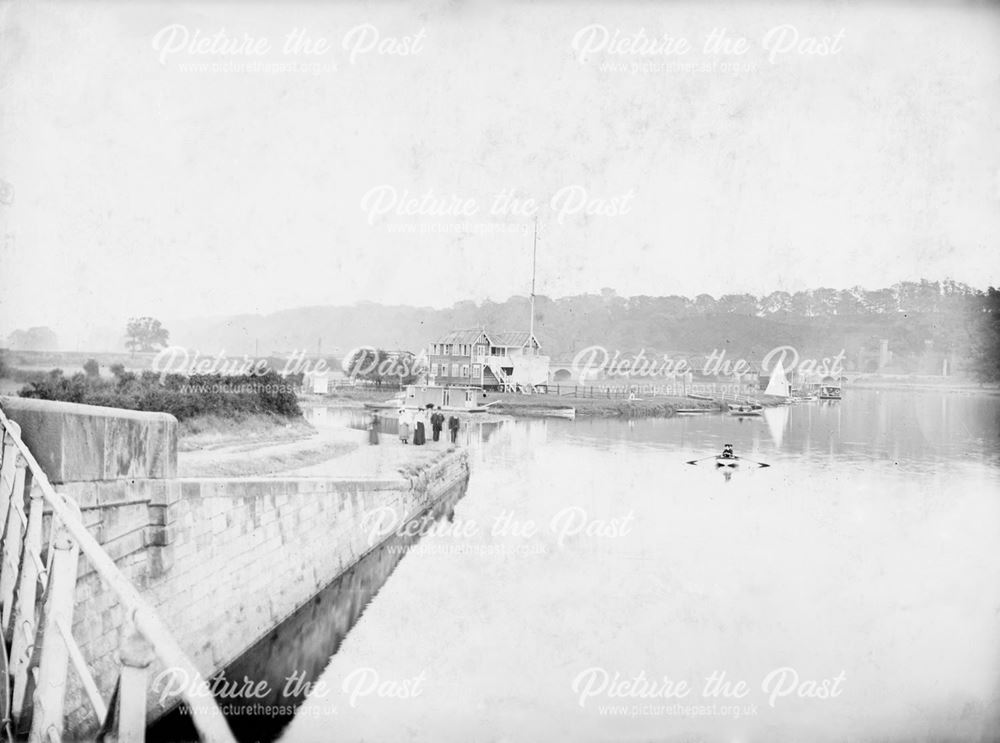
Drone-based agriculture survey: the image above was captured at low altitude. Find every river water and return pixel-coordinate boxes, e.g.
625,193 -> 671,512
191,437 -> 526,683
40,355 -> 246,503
269,390 -> 1000,742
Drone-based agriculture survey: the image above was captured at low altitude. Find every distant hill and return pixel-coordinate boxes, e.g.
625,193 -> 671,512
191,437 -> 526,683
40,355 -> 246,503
165,280 -> 994,377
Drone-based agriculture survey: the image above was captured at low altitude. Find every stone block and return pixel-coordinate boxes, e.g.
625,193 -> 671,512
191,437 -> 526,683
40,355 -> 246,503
0,396 -> 177,482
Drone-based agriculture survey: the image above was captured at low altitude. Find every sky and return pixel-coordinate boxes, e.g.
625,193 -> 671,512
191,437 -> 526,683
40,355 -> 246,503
0,0 -> 998,347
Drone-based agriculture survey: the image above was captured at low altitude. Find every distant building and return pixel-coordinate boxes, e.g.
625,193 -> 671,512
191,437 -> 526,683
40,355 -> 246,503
301,367 -> 345,394
303,370 -> 329,394
427,329 -> 550,391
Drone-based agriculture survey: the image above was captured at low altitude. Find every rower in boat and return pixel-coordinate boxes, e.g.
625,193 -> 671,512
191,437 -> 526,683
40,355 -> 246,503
687,448 -> 769,469
717,443 -> 738,467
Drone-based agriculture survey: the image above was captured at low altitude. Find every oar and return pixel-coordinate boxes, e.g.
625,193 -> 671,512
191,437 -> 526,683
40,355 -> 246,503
686,454 -> 772,468
733,456 -> 771,468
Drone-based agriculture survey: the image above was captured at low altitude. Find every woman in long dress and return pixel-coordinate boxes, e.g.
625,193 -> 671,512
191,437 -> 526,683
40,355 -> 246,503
368,413 -> 380,445
397,409 -> 411,444
414,408 -> 426,445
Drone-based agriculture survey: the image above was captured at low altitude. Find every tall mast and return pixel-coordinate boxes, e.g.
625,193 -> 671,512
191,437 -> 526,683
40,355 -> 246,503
529,215 -> 537,346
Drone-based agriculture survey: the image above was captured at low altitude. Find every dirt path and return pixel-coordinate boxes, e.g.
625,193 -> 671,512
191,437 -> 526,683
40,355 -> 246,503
277,433 -> 456,479
177,425 -> 363,478
178,417 -> 455,479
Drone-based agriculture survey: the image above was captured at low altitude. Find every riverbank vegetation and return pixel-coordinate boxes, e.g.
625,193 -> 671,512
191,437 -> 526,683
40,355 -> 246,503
10,361 -> 303,422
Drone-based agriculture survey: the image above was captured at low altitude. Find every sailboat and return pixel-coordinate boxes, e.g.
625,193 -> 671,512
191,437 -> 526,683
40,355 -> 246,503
764,359 -> 792,401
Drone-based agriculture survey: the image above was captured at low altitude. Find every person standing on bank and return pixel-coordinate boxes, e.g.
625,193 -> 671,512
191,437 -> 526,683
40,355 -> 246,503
398,409 -> 411,444
431,407 -> 444,442
448,414 -> 460,444
414,408 -> 426,445
368,413 -> 380,445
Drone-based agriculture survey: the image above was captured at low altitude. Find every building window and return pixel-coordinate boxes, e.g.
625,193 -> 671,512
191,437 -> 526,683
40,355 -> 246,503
472,364 -> 481,377
451,363 -> 459,377
430,363 -> 439,377
461,364 -> 469,377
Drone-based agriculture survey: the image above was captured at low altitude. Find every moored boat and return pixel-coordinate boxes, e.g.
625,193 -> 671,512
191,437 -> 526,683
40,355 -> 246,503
789,393 -> 818,403
818,384 -> 842,400
363,398 -> 405,410
728,402 -> 763,417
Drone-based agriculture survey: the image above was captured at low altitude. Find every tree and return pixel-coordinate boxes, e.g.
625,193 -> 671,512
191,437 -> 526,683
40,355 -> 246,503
759,291 -> 792,315
969,287 -> 1000,383
6,326 -> 58,351
125,317 -> 169,353
717,293 -> 758,316
693,294 -> 717,315
836,287 -> 866,316
83,359 -> 100,378
789,291 -> 818,317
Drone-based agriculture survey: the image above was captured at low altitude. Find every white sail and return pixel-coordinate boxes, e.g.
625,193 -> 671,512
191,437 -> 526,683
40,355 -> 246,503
764,360 -> 791,398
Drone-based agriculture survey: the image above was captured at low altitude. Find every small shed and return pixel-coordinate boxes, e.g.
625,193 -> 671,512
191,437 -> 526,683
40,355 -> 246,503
402,385 -> 486,410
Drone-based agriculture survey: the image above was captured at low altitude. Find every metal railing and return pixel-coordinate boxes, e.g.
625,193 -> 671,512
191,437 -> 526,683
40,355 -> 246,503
0,405 -> 235,743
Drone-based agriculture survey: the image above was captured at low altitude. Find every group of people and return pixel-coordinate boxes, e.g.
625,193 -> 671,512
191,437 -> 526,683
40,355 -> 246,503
395,405 -> 460,445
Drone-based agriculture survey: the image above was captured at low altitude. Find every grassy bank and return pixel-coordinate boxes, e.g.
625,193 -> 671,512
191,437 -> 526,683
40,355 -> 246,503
178,412 -> 315,448
309,386 -> 402,406
845,374 -> 1000,394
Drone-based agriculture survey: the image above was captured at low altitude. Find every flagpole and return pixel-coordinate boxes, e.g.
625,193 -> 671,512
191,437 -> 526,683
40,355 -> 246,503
529,215 -> 537,347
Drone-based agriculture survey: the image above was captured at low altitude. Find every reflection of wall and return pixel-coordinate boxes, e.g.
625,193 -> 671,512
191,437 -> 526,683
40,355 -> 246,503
149,476 -> 469,743
132,450 -> 469,730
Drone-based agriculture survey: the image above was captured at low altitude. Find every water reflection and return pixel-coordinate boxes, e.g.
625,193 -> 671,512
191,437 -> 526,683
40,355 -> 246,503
148,476 -> 469,743
280,390 -> 1000,743
558,390 -> 1000,471
304,405 -> 549,465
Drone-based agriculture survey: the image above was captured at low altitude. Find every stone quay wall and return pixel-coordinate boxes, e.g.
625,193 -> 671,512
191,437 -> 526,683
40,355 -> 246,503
0,396 -> 469,734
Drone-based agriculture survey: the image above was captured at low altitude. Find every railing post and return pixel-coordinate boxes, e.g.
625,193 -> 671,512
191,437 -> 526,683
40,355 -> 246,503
0,422 -> 21,530
1,455 -> 28,637
11,469 -> 42,722
29,505 -> 81,743
118,624 -> 155,742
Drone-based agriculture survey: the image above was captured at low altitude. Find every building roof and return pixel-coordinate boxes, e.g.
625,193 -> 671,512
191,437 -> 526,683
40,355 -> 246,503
432,329 -> 492,345
430,328 -> 541,349
490,331 -> 534,348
